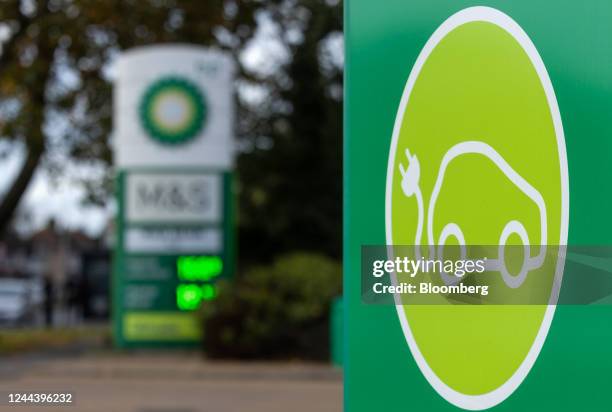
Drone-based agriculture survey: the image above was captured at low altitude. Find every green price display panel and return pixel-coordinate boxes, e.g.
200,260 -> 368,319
119,255 -> 222,311
113,170 -> 234,348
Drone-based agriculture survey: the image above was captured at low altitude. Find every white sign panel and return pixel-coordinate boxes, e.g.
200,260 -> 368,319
114,45 -> 235,169
126,173 -> 221,223
125,227 -> 222,254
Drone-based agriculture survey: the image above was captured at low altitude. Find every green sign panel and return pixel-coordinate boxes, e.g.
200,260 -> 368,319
346,3 -> 612,411
112,170 -> 234,348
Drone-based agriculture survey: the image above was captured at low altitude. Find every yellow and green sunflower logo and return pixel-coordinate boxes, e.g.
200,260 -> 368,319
139,76 -> 207,145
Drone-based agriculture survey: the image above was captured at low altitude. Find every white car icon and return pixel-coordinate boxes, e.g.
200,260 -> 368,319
399,141 -> 547,288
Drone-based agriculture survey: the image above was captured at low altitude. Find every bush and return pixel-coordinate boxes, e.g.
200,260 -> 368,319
201,252 -> 342,360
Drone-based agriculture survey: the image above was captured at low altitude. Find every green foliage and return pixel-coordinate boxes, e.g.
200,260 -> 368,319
0,326 -> 109,354
237,0 -> 343,260
201,252 -> 342,359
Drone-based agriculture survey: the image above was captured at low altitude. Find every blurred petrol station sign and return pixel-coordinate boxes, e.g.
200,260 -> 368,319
113,45 -> 234,347
346,3 -> 612,412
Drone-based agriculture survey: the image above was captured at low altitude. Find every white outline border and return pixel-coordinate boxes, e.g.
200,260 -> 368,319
384,6 -> 569,410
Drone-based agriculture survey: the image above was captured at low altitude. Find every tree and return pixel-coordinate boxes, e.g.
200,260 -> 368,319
237,0 -> 343,260
0,0 -> 344,264
0,0 -> 259,233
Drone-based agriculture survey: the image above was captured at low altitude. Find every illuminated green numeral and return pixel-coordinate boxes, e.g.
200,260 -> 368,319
176,283 -> 217,311
177,255 -> 223,281
176,284 -> 202,311
201,284 -> 217,301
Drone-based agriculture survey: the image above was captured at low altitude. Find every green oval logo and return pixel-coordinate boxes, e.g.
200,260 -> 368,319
139,76 -> 207,145
386,7 -> 568,409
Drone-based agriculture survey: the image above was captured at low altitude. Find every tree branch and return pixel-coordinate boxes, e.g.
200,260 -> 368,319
0,142 -> 43,234
0,1 -> 51,234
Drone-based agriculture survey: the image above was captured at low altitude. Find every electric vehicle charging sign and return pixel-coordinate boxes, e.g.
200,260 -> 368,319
341,1 -> 612,410
386,8 -> 568,409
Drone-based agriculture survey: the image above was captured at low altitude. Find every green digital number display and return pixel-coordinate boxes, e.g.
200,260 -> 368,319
176,284 -> 217,311
176,256 -> 222,311
177,255 -> 223,281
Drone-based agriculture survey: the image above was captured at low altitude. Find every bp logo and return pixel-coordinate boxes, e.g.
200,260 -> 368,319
385,7 -> 568,410
139,76 -> 207,145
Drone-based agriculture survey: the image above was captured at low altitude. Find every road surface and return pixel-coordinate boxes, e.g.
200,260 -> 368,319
0,351 -> 342,412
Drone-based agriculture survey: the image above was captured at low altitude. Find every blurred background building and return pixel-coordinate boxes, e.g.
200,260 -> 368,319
0,218 -> 109,326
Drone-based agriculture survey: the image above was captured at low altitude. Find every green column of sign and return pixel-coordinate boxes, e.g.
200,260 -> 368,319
346,2 -> 612,411
113,170 -> 234,348
112,47 -> 235,348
